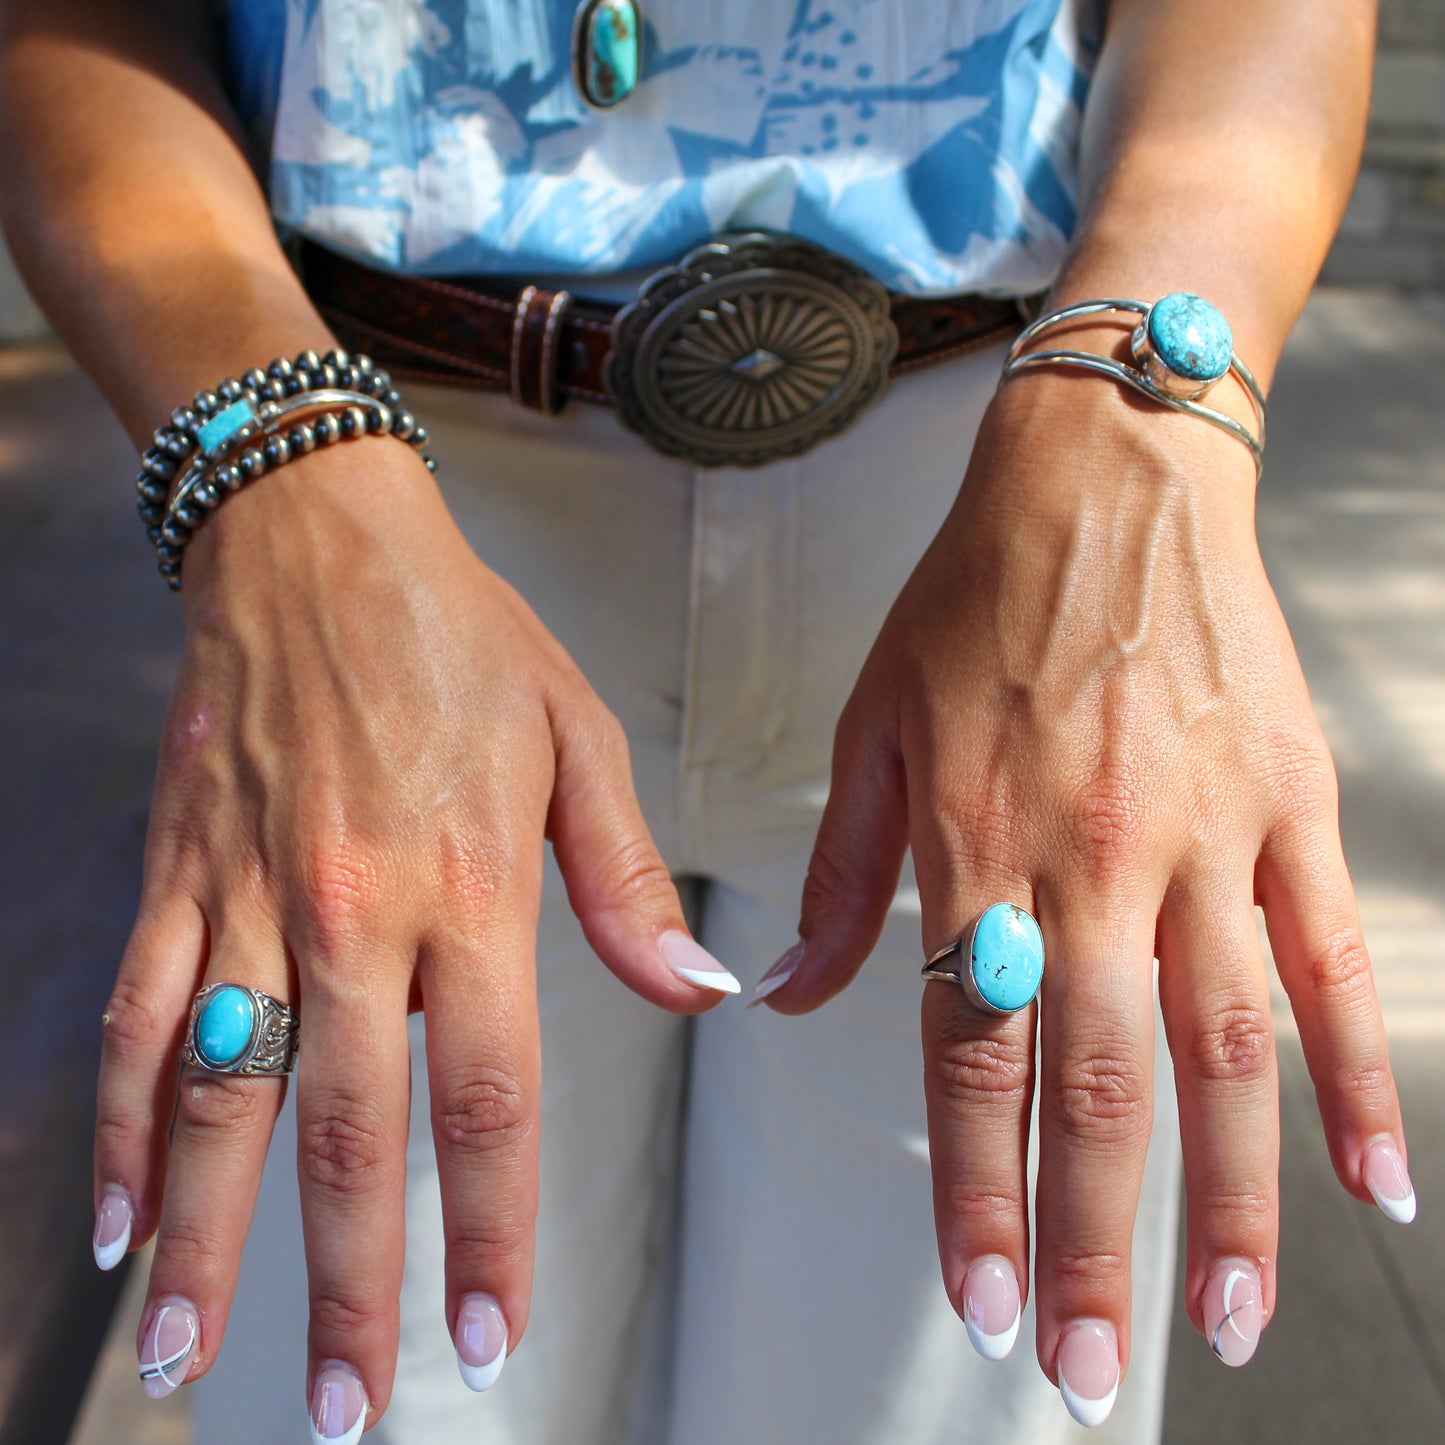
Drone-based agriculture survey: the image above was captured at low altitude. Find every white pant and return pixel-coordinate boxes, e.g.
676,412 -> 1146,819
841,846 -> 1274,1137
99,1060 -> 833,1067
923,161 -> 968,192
195,340 -> 1181,1444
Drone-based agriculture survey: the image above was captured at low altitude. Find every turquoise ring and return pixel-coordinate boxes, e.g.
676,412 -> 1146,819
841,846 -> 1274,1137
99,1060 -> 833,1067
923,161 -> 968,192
921,903 -> 1045,1015
182,982 -> 299,1076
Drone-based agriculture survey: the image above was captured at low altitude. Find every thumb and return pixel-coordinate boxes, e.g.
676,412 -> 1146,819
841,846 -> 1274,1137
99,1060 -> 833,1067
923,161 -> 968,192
546,692 -> 740,1012
759,701 -> 909,1013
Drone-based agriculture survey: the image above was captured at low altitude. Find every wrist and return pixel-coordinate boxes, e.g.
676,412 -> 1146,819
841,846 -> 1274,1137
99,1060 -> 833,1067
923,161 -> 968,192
179,435 -> 453,608
978,361 -> 1260,509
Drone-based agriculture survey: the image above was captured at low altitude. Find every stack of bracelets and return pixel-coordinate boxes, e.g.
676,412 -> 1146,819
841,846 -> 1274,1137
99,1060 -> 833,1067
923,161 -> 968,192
134,348 -> 434,590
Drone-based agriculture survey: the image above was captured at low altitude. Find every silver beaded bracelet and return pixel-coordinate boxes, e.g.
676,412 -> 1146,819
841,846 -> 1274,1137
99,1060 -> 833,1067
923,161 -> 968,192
134,349 -> 434,589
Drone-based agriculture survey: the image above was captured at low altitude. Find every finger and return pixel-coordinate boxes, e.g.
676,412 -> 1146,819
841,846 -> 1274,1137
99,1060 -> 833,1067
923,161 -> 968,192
1157,863 -> 1277,1368
1258,808 -> 1410,1220
547,690 -> 741,1008
295,953 -> 412,1436
920,891 -> 1038,1362
137,913 -> 291,1395
95,892 -> 206,1270
761,698 -> 909,1013
420,921 -> 540,1393
1034,894 -> 1158,1428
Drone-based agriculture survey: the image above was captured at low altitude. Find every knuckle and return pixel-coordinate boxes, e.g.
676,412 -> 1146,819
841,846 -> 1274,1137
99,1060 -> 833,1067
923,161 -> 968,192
309,1289 -> 393,1340
937,1184 -> 1025,1236
1266,736 -> 1339,821
293,835 -> 387,950
928,1029 -> 1033,1107
300,1102 -> 390,1195
1308,928 -> 1375,1001
155,1214 -> 227,1276
447,1218 -> 534,1274
1332,1061 -> 1395,1112
589,833 -> 676,914
1194,1182 -> 1275,1237
176,1072 -> 269,1134
801,835 -> 854,916
1051,1047 -> 1151,1145
101,979 -> 171,1058
1048,1247 -> 1131,1294
434,1070 -> 532,1155
1185,1006 -> 1276,1088
1063,775 -> 1151,884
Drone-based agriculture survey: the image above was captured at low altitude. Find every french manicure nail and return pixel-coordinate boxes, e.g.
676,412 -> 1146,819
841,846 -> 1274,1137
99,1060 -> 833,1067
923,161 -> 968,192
93,1185 -> 133,1271
454,1292 -> 508,1391
310,1360 -> 368,1445
1202,1257 -> 1263,1367
748,939 -> 805,1008
1363,1136 -> 1416,1224
1057,1318 -> 1120,1429
137,1294 -> 199,1399
658,929 -> 741,994
962,1255 -> 1021,1361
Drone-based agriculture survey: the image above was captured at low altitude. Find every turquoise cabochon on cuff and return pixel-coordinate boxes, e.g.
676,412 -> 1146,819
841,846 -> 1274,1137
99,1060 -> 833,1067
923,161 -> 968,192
1144,291 -> 1233,384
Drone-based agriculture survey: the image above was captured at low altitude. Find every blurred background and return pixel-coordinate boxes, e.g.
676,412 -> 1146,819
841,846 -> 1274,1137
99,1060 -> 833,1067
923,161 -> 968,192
2,4 -> 1444,1443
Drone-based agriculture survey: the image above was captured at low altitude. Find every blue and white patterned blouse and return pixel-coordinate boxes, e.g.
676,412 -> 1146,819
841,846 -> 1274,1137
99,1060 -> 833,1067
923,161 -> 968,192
223,1 -> 1101,297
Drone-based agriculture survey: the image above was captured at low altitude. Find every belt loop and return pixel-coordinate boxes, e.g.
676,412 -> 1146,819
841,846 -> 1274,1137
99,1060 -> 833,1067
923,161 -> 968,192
511,284 -> 573,414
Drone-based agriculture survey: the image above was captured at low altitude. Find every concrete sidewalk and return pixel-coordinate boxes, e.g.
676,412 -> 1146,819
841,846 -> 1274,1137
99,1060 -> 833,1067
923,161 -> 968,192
1,289 -> 1438,1445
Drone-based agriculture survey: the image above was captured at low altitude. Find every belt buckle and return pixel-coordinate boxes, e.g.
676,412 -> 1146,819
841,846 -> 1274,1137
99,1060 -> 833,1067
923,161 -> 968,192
604,232 -> 899,468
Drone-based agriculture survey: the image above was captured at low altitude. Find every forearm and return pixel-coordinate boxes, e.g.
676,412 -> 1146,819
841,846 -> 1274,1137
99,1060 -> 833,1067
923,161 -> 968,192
1054,0 -> 1376,388
0,0 -> 332,447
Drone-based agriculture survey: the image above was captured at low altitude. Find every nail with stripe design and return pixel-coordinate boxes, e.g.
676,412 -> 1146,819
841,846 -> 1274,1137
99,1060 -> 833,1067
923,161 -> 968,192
138,1295 -> 199,1398
1202,1257 -> 1263,1368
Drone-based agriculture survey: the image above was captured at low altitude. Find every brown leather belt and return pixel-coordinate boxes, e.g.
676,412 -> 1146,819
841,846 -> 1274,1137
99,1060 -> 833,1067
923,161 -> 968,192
296,234 -> 1032,467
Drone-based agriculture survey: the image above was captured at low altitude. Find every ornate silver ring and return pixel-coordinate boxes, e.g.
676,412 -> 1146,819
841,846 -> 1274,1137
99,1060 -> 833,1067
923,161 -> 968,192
183,982 -> 299,1076
605,231 -> 899,467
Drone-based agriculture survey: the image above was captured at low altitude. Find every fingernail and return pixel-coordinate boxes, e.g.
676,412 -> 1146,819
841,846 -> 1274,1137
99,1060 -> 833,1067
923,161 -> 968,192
1202,1257 -> 1263,1367
310,1360 -> 368,1445
137,1294 -> 199,1398
93,1185 -> 133,1271
962,1255 -> 1021,1361
454,1292 -> 508,1391
748,939 -> 805,1008
1057,1318 -> 1120,1429
658,929 -> 741,994
1363,1136 -> 1416,1224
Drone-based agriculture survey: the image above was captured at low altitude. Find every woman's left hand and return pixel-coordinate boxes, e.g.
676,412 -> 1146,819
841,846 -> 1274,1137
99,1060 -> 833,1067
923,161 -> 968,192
760,373 -> 1410,1412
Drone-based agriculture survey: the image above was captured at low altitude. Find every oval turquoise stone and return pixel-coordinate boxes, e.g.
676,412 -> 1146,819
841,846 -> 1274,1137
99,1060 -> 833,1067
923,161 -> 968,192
1146,292 -> 1232,383
194,986 -> 256,1067
970,903 -> 1044,1012
582,0 -> 640,108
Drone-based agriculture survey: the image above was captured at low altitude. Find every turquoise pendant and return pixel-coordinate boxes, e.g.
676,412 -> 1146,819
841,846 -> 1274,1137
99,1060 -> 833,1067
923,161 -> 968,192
573,0 -> 641,109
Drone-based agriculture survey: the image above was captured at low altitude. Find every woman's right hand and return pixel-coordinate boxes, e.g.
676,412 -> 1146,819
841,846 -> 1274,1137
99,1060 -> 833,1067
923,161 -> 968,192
92,433 -> 736,1435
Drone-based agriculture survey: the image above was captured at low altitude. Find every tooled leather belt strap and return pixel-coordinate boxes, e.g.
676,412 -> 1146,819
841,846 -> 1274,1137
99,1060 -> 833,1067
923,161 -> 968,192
296,233 -> 1033,468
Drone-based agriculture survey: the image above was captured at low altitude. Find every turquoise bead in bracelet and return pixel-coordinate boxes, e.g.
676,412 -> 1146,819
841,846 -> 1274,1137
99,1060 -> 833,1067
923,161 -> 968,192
138,349 -> 434,590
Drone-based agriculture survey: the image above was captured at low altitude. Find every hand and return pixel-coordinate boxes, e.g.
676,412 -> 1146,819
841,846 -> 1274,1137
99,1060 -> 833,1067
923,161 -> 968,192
93,438 -> 736,1430
766,378 -> 1410,1416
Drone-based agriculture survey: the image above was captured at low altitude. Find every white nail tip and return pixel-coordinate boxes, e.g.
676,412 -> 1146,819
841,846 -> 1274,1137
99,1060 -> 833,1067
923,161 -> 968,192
310,1419 -> 364,1445
1059,1378 -> 1119,1429
1369,1182 -> 1417,1224
747,968 -> 796,1008
93,1217 -> 131,1271
457,1347 -> 507,1392
674,966 -> 742,994
965,1305 -> 1021,1362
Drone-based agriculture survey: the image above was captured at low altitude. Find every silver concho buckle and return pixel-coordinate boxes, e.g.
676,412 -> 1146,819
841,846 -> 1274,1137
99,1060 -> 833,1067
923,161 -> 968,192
604,232 -> 899,468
